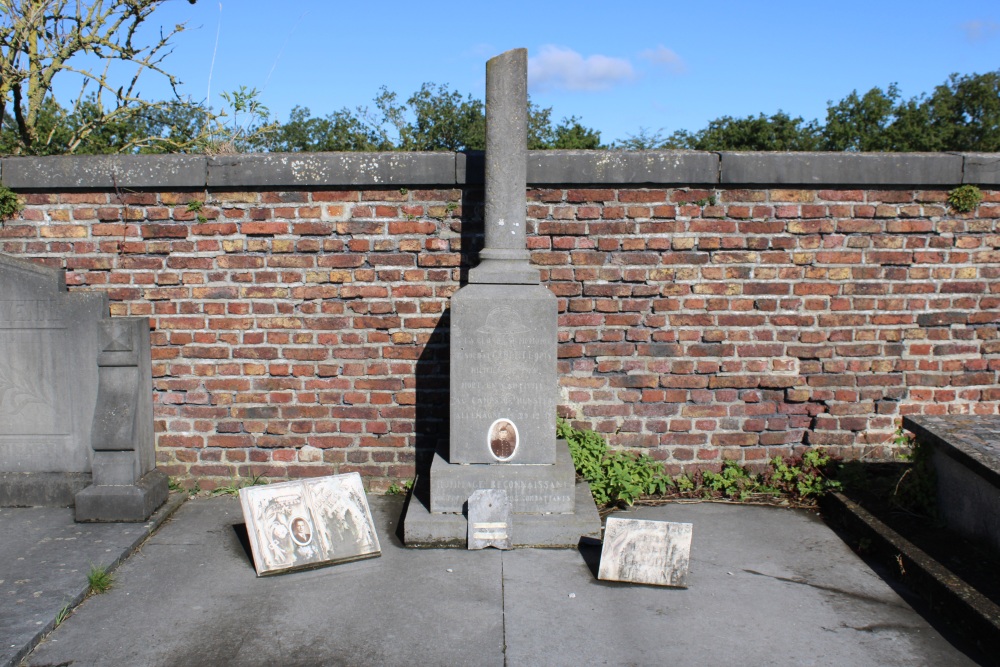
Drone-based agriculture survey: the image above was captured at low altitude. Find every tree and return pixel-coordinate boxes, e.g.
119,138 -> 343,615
0,0 -> 200,154
271,82 -> 604,153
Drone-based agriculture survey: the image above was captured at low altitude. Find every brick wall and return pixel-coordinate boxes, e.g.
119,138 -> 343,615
1,152 -> 998,490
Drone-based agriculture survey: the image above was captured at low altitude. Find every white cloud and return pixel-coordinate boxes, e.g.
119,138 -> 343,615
960,19 -> 1000,41
639,45 -> 686,74
528,45 -> 635,92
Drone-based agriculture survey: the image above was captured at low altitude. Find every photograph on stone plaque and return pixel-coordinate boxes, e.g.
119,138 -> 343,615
239,472 -> 381,576
488,418 -> 518,461
598,516 -> 693,588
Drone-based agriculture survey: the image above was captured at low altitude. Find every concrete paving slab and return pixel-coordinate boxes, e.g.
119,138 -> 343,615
23,496 -> 503,667
501,503 -> 979,666
0,493 -> 184,667
18,497 -> 983,667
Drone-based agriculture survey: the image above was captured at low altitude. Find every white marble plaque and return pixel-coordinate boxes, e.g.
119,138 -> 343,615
598,517 -> 692,587
240,472 -> 381,576
467,489 -> 512,550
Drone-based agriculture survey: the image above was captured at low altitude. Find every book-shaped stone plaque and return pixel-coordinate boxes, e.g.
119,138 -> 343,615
239,472 -> 381,576
598,517 -> 692,588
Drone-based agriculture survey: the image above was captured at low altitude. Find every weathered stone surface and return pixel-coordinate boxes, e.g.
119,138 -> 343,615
467,489 -> 512,550
0,254 -> 105,476
404,482 -> 601,548
962,153 -> 1000,185
449,284 -> 557,465
469,48 -> 537,285
1,154 -> 206,189
430,440 -> 576,514
0,253 -> 164,520
598,517 -> 693,587
207,152 -> 456,188
720,152 -> 963,185
527,150 -> 719,185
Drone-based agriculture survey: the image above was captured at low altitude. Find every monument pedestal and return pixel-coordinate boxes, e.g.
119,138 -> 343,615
75,469 -> 169,522
403,482 -> 601,548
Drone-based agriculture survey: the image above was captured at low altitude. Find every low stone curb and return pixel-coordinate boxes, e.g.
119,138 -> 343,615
7,493 -> 187,667
820,491 -> 1000,660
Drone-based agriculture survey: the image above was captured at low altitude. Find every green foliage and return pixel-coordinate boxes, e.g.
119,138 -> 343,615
209,473 -> 268,496
948,185 -> 983,213
558,418 -> 667,505
86,565 -> 113,594
199,87 -> 279,154
559,419 -> 840,508
663,111 -> 822,151
54,602 -> 71,627
641,70 -> 1000,152
768,450 -> 841,499
0,185 -> 21,221
386,480 -> 412,496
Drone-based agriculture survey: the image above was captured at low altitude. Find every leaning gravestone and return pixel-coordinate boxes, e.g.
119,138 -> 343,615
598,517 -> 693,588
0,253 -> 167,521
402,49 -> 600,546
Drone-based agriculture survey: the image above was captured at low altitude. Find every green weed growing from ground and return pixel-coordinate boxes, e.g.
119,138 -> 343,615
87,565 -> 114,595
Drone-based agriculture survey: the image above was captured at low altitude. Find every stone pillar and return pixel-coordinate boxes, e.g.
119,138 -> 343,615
402,48 -> 600,548
468,48 -> 539,286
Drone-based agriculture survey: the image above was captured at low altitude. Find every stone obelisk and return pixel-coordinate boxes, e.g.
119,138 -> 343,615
402,48 -> 599,547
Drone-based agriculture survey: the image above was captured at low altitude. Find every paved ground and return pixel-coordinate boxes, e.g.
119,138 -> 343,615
4,494 -> 987,666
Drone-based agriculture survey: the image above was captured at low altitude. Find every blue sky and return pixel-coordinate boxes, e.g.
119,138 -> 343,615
78,0 -> 1000,145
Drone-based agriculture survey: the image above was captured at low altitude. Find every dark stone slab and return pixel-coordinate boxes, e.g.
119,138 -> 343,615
429,440 -> 576,513
527,150 -> 719,185
904,415 -> 1000,554
720,152 -> 964,185
206,152 -> 457,187
0,155 -> 206,189
449,284 -> 557,465
403,481 -> 601,548
962,153 -> 1000,185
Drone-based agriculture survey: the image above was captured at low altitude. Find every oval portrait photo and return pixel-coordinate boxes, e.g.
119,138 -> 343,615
488,419 -> 518,461
290,516 -> 313,546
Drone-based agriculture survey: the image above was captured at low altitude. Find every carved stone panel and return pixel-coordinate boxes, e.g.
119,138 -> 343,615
449,283 -> 557,465
0,255 -> 106,474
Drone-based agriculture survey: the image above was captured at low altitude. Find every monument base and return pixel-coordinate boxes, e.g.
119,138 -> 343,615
0,472 -> 92,508
74,469 -> 169,522
402,482 -> 601,548
430,439 -> 577,513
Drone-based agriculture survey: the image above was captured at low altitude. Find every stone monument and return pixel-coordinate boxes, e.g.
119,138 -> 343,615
403,49 -> 600,546
0,253 -> 167,521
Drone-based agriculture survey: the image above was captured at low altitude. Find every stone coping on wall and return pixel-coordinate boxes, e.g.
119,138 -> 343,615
0,150 -> 997,190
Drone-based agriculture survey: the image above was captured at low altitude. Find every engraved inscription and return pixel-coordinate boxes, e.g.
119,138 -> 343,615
489,418 -> 518,460
0,301 -> 63,329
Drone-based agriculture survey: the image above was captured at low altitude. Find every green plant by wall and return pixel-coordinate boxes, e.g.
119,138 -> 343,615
0,185 -> 22,223
209,472 -> 268,496
558,418 -> 841,508
947,185 -> 983,213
